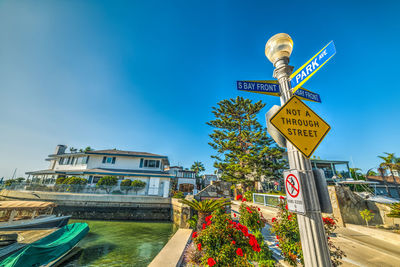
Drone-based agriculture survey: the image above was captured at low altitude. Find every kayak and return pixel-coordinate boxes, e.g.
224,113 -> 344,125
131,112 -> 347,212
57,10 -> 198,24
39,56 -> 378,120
0,223 -> 89,267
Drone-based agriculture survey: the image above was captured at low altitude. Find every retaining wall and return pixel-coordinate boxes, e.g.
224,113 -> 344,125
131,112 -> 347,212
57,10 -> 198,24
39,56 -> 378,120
0,189 -> 171,221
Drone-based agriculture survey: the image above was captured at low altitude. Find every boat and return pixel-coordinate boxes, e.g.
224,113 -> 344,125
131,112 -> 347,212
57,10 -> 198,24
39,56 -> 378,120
0,201 -> 71,230
0,222 -> 89,267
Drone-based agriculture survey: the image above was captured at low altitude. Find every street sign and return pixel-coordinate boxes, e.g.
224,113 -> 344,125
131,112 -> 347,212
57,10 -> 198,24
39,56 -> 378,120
237,81 -> 280,96
237,80 -> 321,103
290,41 -> 336,93
284,170 -> 305,214
294,88 -> 321,103
269,96 -> 330,158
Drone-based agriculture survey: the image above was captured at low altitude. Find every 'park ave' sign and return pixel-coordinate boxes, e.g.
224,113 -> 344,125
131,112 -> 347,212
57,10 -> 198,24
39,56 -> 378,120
290,41 -> 336,93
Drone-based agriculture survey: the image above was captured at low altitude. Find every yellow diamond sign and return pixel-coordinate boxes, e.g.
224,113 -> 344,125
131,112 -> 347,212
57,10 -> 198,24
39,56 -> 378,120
269,96 -> 330,158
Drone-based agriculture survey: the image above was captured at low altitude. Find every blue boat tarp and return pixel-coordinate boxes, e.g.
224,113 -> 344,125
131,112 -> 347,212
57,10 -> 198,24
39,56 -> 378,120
0,222 -> 89,267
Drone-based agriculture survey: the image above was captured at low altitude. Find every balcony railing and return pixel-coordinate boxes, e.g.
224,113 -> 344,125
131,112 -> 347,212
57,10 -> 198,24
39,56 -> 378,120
252,193 -> 285,208
3,183 -> 162,196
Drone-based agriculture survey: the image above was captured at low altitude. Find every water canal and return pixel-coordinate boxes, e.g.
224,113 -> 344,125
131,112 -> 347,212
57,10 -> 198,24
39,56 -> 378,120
64,220 -> 177,267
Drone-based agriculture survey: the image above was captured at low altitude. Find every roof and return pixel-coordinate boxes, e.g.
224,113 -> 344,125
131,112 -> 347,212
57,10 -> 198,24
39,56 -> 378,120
86,149 -> 167,158
26,168 -> 173,178
367,175 -> 400,185
0,201 -> 56,210
311,159 -> 349,164
47,149 -> 169,164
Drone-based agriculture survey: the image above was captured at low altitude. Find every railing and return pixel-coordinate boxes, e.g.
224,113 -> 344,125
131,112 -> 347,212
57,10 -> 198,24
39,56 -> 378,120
253,193 -> 285,208
3,183 -> 157,196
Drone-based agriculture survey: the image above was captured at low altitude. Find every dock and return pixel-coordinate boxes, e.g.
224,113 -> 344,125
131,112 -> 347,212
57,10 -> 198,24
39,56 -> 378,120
0,229 -> 56,260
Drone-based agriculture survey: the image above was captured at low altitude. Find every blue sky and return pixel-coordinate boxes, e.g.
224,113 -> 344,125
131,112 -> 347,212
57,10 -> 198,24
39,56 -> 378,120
1,0 -> 399,178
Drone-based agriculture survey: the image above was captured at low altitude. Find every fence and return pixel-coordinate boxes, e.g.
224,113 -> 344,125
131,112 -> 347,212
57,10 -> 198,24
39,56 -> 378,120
3,183 -> 155,196
252,193 -> 285,207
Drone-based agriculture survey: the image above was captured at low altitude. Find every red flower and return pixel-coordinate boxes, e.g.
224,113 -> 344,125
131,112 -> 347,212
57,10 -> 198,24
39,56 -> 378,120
207,257 -> 216,266
205,215 -> 213,222
197,243 -> 202,251
258,208 -> 260,211
202,223 -> 206,230
279,196 -> 285,200
232,240 -> 236,244
285,204 -> 288,210
276,244 -> 279,247
246,207 -> 252,213
192,232 -> 198,239
236,248 -> 243,256
288,215 -> 292,220
252,243 -> 261,252
236,195 -> 243,200
276,235 -> 280,240
233,213 -> 236,217
242,198 -> 247,202
257,220 -> 260,223
272,217 -> 277,223
207,220 -> 212,226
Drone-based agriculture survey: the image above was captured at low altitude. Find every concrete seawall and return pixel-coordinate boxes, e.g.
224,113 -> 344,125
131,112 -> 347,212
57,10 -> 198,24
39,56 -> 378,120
0,189 -> 171,221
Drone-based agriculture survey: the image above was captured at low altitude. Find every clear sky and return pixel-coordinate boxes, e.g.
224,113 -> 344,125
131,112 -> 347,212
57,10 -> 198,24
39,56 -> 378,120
1,0 -> 399,178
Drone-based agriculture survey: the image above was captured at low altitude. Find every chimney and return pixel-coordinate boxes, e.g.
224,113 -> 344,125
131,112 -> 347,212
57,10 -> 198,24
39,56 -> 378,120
55,145 -> 67,155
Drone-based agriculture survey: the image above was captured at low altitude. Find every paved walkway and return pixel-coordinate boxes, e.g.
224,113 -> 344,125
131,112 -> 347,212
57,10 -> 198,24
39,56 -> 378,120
232,200 -> 400,267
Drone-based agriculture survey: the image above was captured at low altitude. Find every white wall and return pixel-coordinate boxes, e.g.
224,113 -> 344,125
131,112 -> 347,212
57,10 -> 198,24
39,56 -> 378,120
87,155 -> 164,171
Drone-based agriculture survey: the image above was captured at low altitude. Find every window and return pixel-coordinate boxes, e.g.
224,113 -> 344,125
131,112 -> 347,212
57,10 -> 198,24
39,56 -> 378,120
143,160 -> 160,168
59,158 -> 64,165
71,157 -> 75,165
102,156 -> 116,164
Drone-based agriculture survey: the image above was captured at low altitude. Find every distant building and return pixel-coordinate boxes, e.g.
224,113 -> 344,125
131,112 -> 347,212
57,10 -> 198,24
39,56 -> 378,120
310,159 -> 351,184
202,174 -> 218,186
26,145 -> 172,197
366,175 -> 400,199
168,166 -> 197,193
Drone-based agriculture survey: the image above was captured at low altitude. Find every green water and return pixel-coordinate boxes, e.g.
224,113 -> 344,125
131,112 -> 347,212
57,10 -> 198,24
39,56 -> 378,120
64,220 -> 177,267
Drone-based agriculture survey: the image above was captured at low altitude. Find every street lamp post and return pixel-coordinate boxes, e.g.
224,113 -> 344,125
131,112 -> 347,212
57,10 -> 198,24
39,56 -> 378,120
265,33 -> 332,267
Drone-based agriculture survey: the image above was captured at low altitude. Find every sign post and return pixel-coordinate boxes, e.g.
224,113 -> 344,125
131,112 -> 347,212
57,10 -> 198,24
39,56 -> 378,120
265,34 -> 333,267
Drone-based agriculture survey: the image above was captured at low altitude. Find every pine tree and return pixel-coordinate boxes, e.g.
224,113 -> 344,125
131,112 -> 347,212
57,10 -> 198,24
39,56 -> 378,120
207,96 -> 286,190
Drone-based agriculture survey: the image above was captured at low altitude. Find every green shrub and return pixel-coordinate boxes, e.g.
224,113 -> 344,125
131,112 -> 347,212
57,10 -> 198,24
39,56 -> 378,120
388,203 -> 400,218
239,203 -> 267,232
55,177 -> 66,185
244,191 -> 254,202
271,197 -> 345,266
187,215 -> 198,229
172,191 -> 184,199
96,176 -> 118,194
131,180 -> 146,194
360,209 -> 374,227
120,179 -> 132,194
190,210 -> 274,266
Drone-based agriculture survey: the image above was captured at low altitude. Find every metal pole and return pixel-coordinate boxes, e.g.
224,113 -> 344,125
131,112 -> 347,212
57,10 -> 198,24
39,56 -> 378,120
273,57 -> 332,267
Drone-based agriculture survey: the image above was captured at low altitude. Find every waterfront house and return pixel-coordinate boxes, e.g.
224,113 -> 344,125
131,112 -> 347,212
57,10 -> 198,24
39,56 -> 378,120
168,166 -> 197,193
26,145 -> 172,197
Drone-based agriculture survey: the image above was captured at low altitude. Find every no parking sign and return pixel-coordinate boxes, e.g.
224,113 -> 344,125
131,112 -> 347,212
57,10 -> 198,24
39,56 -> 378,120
284,170 -> 306,214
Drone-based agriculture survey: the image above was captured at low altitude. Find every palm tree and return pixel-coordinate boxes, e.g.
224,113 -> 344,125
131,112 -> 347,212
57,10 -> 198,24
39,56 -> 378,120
191,161 -> 205,189
349,168 -> 364,180
191,161 -> 205,175
378,153 -> 400,196
179,198 -> 230,230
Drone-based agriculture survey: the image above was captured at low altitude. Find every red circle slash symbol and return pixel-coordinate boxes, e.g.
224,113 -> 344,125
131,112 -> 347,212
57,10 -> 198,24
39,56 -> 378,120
285,174 -> 300,198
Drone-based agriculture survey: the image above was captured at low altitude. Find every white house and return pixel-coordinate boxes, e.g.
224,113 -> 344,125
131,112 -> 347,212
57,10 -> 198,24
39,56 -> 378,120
168,166 -> 197,193
26,145 -> 172,197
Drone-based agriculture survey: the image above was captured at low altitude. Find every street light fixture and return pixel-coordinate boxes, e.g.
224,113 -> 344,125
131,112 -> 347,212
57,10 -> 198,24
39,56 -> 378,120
265,33 -> 293,64
265,33 -> 332,266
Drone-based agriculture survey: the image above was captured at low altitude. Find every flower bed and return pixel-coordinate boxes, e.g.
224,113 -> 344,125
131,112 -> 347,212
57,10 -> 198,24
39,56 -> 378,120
182,200 -> 274,266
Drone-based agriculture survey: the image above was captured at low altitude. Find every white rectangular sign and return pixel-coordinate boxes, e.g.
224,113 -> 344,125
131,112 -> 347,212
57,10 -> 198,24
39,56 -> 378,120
284,170 -> 306,214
